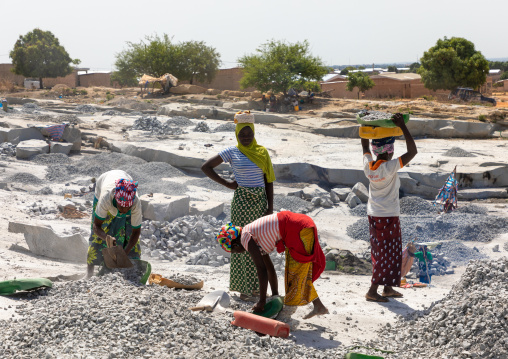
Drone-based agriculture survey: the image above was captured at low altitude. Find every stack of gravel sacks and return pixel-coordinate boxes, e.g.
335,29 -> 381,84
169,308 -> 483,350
365,258 -> 508,359
0,271 -> 346,359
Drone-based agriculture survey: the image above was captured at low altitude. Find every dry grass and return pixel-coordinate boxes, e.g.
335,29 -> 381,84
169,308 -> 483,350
0,79 -> 15,93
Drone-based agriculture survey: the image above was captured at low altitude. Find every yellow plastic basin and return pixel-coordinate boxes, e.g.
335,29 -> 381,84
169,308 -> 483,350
359,126 -> 403,139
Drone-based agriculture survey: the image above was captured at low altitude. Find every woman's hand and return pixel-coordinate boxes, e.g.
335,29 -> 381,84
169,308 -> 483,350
225,180 -> 238,190
252,299 -> 266,313
392,113 -> 405,127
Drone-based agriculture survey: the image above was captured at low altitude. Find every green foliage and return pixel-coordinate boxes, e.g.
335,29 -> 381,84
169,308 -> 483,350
409,62 -> 421,73
113,34 -> 221,86
478,114 -> 486,122
358,66 -> 366,70
346,72 -> 375,97
9,28 -> 79,89
422,95 -> 435,101
172,41 -> 221,84
238,40 -> 329,95
387,66 -> 398,73
418,37 -> 489,91
340,69 -> 349,75
106,93 -> 114,101
500,71 -> 508,80
488,61 -> 508,72
302,81 -> 321,92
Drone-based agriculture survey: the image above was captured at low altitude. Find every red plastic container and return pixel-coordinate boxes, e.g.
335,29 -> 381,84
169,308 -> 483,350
231,311 -> 290,338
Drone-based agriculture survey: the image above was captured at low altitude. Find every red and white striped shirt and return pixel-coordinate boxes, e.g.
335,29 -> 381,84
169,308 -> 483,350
241,213 -> 281,255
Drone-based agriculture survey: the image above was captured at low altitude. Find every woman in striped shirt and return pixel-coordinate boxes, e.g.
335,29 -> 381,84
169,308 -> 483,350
202,111 -> 275,300
216,211 -> 328,319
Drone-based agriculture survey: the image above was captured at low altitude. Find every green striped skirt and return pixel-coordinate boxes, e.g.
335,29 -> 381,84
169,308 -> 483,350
229,186 -> 268,295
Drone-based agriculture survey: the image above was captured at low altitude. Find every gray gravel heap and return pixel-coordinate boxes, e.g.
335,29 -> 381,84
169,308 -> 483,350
140,214 -> 224,264
7,172 -> 43,184
0,142 -> 16,156
273,194 -> 312,214
0,272 -> 341,359
102,110 -> 122,116
76,104 -> 97,113
56,114 -> 81,125
346,203 -> 506,264
350,196 -> 437,217
443,147 -> 476,157
132,116 -> 185,136
32,153 -> 71,165
44,153 -> 189,197
193,121 -> 210,133
358,110 -> 393,121
214,122 -> 236,132
20,102 -> 41,114
168,274 -> 201,285
369,258 -> 508,359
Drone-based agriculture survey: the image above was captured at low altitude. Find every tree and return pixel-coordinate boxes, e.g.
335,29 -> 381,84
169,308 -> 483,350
9,28 -> 79,89
238,40 -> 329,95
418,37 -> 489,91
346,72 -> 375,99
172,41 -> 220,84
340,68 -> 349,75
113,34 -> 221,87
409,62 -> 421,73
387,65 -> 398,73
501,71 -> 508,81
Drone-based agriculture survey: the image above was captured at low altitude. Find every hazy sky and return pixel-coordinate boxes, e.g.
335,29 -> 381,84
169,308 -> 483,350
1,0 -> 506,71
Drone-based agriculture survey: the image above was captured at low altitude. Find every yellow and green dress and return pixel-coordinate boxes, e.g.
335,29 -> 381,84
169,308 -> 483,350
218,123 -> 275,295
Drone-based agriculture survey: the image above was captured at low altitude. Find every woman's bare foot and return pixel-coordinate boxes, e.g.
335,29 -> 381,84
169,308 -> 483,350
382,286 -> 403,298
303,298 -> 329,319
365,292 -> 389,302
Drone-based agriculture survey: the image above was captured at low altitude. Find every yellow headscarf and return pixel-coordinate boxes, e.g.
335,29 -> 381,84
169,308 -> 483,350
235,123 -> 276,183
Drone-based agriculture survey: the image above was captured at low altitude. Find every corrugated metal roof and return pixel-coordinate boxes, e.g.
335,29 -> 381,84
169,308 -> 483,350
377,73 -> 421,81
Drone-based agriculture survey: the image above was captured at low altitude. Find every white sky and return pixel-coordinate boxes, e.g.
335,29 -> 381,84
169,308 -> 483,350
1,0 -> 506,71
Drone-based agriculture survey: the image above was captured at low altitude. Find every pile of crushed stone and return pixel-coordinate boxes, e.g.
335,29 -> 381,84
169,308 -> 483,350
56,114 -> 81,125
346,203 -> 506,263
193,121 -> 210,132
32,153 -> 71,165
20,102 -> 41,114
367,258 -> 508,359
132,116 -> 185,136
350,196 -> 437,217
357,110 -> 393,121
76,104 -> 97,113
213,122 -> 236,132
44,153 -> 189,197
0,272 -> 344,358
443,147 -> 476,157
7,172 -> 43,184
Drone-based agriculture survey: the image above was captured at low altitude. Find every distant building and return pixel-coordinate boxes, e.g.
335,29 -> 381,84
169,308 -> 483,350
489,69 -> 502,82
320,72 -> 492,99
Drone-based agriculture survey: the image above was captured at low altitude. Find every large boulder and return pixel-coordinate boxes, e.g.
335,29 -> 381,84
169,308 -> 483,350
170,84 -> 207,95
346,192 -> 362,209
61,125 -> 82,151
302,184 -> 328,200
16,139 -> 49,159
189,201 -> 224,217
140,193 -> 189,222
8,221 -> 87,263
330,187 -> 351,203
50,141 -> 73,155
352,182 -> 369,203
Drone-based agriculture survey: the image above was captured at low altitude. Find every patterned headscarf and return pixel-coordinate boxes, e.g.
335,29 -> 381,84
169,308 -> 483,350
114,178 -> 138,208
372,136 -> 395,156
215,223 -> 242,253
